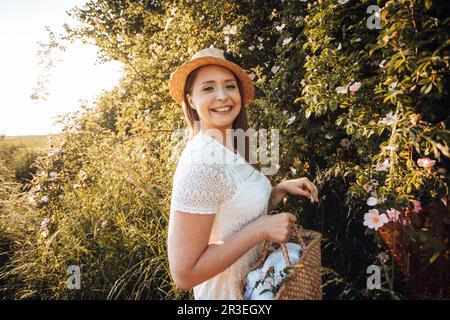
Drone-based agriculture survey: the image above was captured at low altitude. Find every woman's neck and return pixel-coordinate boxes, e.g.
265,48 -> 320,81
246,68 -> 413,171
201,127 -> 235,153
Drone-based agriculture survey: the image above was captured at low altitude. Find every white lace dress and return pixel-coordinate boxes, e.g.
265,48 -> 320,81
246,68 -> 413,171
170,130 -> 273,300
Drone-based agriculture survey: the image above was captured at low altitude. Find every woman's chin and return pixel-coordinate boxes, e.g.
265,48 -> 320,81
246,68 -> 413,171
208,113 -> 237,124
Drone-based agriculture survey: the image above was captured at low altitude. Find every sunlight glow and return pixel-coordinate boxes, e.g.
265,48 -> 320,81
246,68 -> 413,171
0,0 -> 124,136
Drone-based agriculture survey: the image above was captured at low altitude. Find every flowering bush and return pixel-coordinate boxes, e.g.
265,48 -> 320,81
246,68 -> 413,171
296,0 -> 449,298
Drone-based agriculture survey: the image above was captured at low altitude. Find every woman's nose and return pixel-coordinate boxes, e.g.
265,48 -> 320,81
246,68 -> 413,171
216,87 -> 228,101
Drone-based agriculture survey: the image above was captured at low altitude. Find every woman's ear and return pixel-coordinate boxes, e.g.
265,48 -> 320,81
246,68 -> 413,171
186,93 -> 196,110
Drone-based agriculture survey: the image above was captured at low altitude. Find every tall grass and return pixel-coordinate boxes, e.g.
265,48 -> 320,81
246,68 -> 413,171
0,131 -> 190,299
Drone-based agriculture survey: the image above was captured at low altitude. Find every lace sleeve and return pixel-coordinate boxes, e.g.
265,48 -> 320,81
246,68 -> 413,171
171,162 -> 236,214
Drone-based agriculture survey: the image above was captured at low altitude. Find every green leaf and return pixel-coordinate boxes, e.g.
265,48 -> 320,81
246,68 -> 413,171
429,252 -> 440,264
346,126 -> 354,135
329,101 -> 338,112
420,83 -> 433,95
305,108 -> 312,119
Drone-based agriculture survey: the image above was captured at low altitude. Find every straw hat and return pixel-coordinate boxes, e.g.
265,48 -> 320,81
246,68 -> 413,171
168,48 -> 254,107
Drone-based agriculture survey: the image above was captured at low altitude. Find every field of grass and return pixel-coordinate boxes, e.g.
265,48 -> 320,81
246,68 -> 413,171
0,131 -> 183,299
0,135 -> 51,152
0,135 -> 59,185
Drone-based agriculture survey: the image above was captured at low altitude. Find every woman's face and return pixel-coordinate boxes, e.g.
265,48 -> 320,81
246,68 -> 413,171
186,65 -> 242,132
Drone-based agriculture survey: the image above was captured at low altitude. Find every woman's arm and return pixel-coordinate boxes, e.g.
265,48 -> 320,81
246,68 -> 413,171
268,183 -> 287,213
167,208 -> 296,292
168,210 -> 266,291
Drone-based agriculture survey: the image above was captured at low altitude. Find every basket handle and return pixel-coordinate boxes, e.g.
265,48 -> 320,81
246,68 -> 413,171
256,210 -> 306,267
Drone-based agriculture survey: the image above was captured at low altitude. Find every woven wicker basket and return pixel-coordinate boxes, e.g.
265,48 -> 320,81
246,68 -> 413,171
243,210 -> 323,300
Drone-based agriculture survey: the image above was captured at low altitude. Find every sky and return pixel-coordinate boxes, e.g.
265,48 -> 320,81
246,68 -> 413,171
0,0 -> 124,136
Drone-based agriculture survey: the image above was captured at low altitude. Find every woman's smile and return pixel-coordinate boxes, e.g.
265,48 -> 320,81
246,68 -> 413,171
210,104 -> 234,114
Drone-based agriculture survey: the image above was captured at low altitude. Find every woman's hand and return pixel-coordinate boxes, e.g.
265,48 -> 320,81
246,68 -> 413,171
277,178 -> 319,203
256,212 -> 297,244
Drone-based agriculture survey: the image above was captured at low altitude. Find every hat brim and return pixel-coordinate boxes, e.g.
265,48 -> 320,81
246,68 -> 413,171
169,56 -> 254,108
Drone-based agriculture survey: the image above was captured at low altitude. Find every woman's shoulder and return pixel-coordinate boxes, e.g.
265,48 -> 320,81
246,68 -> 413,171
171,134 -> 238,208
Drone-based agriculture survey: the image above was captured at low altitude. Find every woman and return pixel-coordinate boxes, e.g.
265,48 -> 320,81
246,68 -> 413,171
167,48 -> 319,299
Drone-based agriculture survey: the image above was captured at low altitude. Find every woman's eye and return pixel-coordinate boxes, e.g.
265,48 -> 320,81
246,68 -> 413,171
203,84 -> 235,91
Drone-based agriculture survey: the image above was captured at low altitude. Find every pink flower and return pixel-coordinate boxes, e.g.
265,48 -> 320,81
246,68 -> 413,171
363,209 -> 389,231
366,197 -> 378,206
378,252 -> 389,263
271,65 -> 280,74
335,84 -> 349,94
374,159 -> 389,172
417,157 -> 436,168
287,115 -> 296,125
349,82 -> 361,93
275,23 -> 286,32
386,208 -> 400,222
411,200 -> 422,213
282,37 -> 292,46
40,217 -> 50,229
